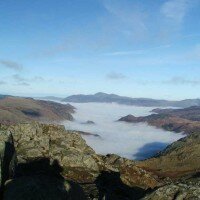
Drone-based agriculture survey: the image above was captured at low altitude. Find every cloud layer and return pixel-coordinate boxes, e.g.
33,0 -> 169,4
63,102 -> 183,160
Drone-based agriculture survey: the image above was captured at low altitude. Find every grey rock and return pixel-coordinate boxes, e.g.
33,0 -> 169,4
141,180 -> 200,200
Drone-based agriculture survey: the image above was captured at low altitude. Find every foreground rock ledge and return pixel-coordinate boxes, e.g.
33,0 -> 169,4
0,122 -> 199,199
0,123 -> 200,200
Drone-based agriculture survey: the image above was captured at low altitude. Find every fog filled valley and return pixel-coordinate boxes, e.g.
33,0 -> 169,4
62,102 -> 183,160
1,0 -> 200,199
0,95 -> 200,199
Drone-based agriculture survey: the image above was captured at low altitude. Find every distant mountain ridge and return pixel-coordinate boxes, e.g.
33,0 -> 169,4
0,94 -> 11,100
62,92 -> 200,108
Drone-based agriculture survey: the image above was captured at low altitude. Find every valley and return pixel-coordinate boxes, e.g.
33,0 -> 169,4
62,102 -> 183,160
0,95 -> 199,199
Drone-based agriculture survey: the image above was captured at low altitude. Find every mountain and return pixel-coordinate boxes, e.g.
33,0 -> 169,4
119,106 -> 200,135
62,92 -> 200,108
138,132 -> 200,199
0,94 -> 11,100
137,132 -> 200,179
0,122 -> 199,199
0,96 -> 75,124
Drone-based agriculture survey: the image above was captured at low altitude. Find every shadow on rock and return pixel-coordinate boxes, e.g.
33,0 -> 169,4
2,158 -> 86,200
95,171 -> 146,200
0,135 -> 16,199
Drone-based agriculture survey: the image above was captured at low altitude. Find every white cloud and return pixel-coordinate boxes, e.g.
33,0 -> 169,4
12,74 -> 47,86
106,72 -> 127,80
0,81 -> 6,85
101,0 -> 147,41
0,60 -> 23,71
105,50 -> 144,56
12,74 -> 30,86
105,44 -> 171,56
161,0 -> 190,23
12,74 -> 26,82
163,76 -> 200,85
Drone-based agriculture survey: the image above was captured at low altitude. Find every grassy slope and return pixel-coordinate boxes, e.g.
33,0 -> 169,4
0,97 -> 75,124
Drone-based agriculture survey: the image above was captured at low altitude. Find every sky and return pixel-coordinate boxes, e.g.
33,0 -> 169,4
0,0 -> 200,100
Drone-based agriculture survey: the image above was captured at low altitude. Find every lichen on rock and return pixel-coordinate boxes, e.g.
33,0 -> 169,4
0,122 -> 199,199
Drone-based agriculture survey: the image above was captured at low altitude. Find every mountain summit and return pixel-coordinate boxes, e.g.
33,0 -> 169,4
62,93 -> 200,108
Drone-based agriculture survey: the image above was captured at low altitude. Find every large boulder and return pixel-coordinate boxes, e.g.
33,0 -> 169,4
7,122 -> 103,183
0,125 -> 16,188
102,154 -> 161,190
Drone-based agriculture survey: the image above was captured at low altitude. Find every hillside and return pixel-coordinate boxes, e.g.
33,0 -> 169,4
137,132 -> 200,179
62,92 -> 200,108
0,96 -> 75,124
119,106 -> 200,135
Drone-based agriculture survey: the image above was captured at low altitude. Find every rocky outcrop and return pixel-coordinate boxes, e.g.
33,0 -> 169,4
74,130 -> 100,137
0,122 -> 162,199
0,122 -> 199,199
102,154 -> 160,190
0,126 -> 16,189
5,123 -> 101,183
81,120 -> 95,125
141,177 -> 200,200
0,96 -> 75,124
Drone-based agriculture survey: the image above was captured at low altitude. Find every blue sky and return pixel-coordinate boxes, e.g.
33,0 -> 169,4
0,0 -> 200,99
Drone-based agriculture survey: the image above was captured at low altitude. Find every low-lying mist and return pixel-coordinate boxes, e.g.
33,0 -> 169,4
62,103 -> 183,160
